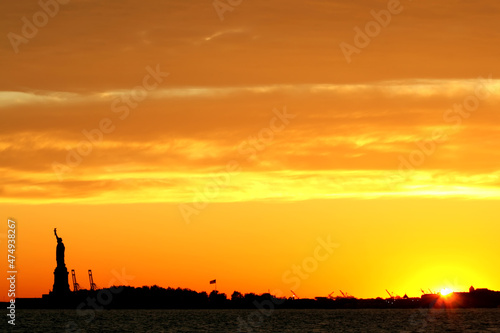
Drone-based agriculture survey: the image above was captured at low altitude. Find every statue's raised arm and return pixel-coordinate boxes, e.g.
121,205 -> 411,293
54,228 -> 60,241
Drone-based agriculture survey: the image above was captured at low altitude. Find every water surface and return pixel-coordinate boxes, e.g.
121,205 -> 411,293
5,308 -> 500,332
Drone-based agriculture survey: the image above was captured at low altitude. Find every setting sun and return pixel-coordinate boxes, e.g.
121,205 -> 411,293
440,288 -> 453,296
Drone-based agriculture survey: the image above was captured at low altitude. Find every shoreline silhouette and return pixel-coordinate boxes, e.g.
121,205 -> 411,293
4,285 -> 500,310
4,229 -> 499,309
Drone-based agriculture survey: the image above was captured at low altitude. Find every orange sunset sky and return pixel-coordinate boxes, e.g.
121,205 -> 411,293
1,0 -> 500,301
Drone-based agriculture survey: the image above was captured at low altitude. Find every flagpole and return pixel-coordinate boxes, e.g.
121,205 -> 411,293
210,279 -> 217,292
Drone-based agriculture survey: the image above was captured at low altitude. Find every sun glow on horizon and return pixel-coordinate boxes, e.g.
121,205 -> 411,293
440,288 -> 453,296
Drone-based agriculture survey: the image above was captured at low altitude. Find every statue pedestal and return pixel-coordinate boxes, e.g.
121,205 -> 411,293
52,265 -> 71,296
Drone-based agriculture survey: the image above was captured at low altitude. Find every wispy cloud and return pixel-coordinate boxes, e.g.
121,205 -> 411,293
2,78 -> 499,106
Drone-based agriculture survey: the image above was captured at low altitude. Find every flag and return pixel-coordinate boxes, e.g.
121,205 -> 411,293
209,279 -> 216,284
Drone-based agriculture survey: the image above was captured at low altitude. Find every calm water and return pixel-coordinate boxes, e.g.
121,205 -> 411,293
4,308 -> 500,332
